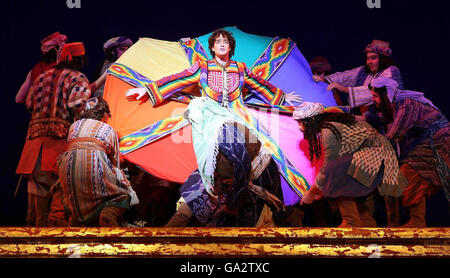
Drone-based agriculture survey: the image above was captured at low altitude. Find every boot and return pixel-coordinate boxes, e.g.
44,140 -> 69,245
401,197 -> 427,228
356,197 -> 377,227
385,196 -> 401,227
337,197 -> 361,227
99,206 -> 126,227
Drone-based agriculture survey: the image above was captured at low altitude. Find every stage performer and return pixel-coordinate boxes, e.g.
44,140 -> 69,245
57,97 -> 138,227
126,29 -> 303,226
16,42 -> 91,227
91,36 -> 133,97
365,77 -> 449,227
313,40 -> 403,110
294,102 -> 407,227
16,32 -> 67,104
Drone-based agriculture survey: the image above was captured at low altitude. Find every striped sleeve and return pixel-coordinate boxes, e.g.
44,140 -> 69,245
386,99 -> 420,142
145,61 -> 202,106
241,63 -> 285,105
67,72 -> 92,119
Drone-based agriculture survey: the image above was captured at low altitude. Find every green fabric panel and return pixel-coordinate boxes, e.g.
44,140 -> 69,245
197,26 -> 272,67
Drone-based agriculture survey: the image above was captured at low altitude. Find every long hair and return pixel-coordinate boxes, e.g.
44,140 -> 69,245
55,55 -> 87,72
299,112 -> 356,162
364,53 -> 395,73
208,29 -> 236,58
368,84 -> 394,125
41,48 -> 57,64
82,97 -> 111,121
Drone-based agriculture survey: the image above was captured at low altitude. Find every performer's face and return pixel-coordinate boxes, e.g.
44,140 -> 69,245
366,52 -> 380,73
212,34 -> 230,59
115,46 -> 129,58
371,89 -> 382,107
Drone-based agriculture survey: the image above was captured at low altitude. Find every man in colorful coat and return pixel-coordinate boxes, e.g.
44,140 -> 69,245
126,29 -> 304,226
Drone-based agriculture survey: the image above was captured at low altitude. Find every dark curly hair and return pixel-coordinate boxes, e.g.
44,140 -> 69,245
55,55 -> 87,72
82,97 -> 111,121
208,29 -> 236,59
298,112 -> 356,162
368,84 -> 394,126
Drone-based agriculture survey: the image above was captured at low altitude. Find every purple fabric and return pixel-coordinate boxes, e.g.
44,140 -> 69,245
248,107 -> 317,205
245,47 -> 337,107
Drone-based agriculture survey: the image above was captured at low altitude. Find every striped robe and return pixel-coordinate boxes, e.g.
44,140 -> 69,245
57,119 -> 133,224
324,65 -> 403,108
386,99 -> 450,205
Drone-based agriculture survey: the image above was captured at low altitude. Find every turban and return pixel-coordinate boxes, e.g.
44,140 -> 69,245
103,36 -> 133,52
58,42 -> 85,64
365,39 -> 392,57
369,77 -> 400,102
40,32 -> 67,54
293,102 -> 325,120
309,56 -> 331,74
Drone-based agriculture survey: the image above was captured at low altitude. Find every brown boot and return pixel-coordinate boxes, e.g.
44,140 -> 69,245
385,196 -> 401,227
99,206 -> 126,227
356,197 -> 377,227
401,197 -> 427,228
337,197 -> 361,227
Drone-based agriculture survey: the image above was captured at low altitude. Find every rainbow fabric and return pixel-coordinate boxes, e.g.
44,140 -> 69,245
179,38 -> 209,65
227,99 -> 310,197
107,63 -> 153,88
119,114 -> 189,155
251,37 -> 295,80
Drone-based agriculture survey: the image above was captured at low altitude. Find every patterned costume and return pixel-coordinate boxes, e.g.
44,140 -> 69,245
324,65 -> 403,108
143,59 -> 309,198
16,66 -> 91,226
315,121 -> 407,198
57,118 -> 137,225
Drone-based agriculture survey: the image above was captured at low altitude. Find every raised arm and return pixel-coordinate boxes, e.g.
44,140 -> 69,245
127,62 -> 202,106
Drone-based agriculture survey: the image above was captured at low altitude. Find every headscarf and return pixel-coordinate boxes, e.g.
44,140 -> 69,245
103,36 -> 133,52
369,77 -> 400,102
58,42 -> 85,64
309,56 -> 331,74
369,77 -> 438,110
293,102 -> 325,120
365,39 -> 392,57
40,32 -> 67,54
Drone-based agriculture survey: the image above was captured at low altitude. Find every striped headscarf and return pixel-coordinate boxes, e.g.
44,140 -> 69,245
293,102 -> 325,120
40,32 -> 67,54
365,39 -> 392,57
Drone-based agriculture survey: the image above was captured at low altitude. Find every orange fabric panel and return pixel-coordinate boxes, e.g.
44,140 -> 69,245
103,75 -> 189,138
16,136 -> 66,174
103,75 -> 197,183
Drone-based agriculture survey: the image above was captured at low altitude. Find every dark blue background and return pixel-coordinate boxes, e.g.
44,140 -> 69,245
1,0 -> 448,226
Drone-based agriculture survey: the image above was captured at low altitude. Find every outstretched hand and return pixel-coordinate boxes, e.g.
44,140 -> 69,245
284,91 -> 303,105
125,87 -> 149,103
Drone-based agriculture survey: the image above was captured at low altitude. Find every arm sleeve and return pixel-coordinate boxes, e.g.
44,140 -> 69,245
324,66 -> 363,87
67,73 -> 92,119
242,63 -> 285,105
144,62 -> 202,106
314,129 -> 339,190
386,99 -> 420,142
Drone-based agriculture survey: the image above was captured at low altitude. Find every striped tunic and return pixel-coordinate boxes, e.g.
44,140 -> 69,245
324,65 -> 403,108
16,68 -> 91,175
57,119 -> 133,224
387,99 -> 450,188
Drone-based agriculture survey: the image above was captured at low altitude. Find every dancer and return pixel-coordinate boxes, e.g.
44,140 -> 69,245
294,102 -> 407,227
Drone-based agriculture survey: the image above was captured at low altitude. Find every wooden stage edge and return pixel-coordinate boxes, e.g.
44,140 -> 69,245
0,227 -> 449,258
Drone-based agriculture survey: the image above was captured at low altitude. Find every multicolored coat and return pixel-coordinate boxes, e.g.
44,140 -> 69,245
143,59 -> 309,199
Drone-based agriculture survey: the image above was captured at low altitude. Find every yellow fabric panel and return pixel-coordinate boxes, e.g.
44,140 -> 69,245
116,38 -> 191,80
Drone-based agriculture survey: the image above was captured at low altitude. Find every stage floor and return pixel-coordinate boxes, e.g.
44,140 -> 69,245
0,227 -> 449,258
